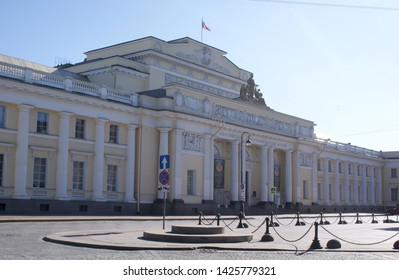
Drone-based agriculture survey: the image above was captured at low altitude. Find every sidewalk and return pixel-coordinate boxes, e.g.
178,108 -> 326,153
4,214 -> 394,253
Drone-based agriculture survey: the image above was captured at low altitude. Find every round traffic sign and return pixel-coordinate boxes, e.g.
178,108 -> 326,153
159,170 -> 169,185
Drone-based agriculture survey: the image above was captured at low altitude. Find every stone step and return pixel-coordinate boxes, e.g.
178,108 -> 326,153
171,225 -> 225,235
143,229 -> 253,243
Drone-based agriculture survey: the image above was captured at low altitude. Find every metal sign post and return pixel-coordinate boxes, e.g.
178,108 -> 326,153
159,154 -> 170,230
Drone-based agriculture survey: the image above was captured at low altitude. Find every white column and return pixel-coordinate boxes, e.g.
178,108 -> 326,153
13,104 -> 33,198
334,160 -> 340,205
377,167 -> 383,205
173,129 -> 182,202
240,140 -> 246,202
285,150 -> 293,205
55,111 -> 72,200
158,128 -> 171,200
267,147 -> 275,203
260,146 -> 268,203
294,151 -> 301,204
311,153 -> 318,205
344,161 -> 350,205
92,118 -> 107,201
210,139 -> 214,201
230,141 -> 240,203
353,163 -> 359,205
370,166 -> 375,205
124,124 -> 137,202
362,164 -> 367,205
324,158 -> 329,205
203,134 -> 212,201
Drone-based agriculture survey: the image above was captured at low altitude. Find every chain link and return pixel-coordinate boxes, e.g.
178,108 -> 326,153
320,225 -> 399,246
274,215 -> 296,226
271,223 -> 314,243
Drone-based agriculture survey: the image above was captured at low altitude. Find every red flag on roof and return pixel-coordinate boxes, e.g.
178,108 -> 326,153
202,19 -> 211,31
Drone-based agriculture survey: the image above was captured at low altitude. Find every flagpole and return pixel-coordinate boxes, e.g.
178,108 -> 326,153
201,18 -> 203,42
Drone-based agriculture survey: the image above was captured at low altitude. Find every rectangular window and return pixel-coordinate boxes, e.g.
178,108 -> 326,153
75,118 -> 85,139
109,124 -> 119,144
328,160 -> 332,172
391,188 -> 398,203
0,154 -> 3,186
187,170 -> 196,195
72,161 -> 85,190
348,164 -> 352,175
338,162 -> 342,174
391,168 -> 397,178
36,112 -> 48,134
33,158 -> 47,188
329,184 -> 333,200
107,165 -> 118,192
302,180 -> 308,199
0,105 -> 5,128
317,159 -> 321,171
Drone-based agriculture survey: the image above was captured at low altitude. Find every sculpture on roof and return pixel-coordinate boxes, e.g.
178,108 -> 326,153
239,74 -> 267,106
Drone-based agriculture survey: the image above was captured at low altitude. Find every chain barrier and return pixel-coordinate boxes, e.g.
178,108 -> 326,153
274,214 -> 297,226
270,222 -> 314,243
299,214 -> 317,225
241,215 -> 260,228
198,212 -> 216,226
219,216 -> 237,231
320,224 -> 399,246
251,218 -> 267,234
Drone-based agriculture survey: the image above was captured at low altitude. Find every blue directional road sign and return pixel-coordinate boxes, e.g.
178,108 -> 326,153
159,154 -> 170,170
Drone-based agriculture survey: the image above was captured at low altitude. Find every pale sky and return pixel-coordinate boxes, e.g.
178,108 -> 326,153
2,0 -> 399,151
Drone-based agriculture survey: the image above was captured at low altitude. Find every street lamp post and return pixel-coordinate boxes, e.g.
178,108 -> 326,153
240,132 -> 251,215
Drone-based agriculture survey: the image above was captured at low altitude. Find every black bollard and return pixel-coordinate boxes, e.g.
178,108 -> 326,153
269,212 -> 279,227
198,212 -> 203,225
237,212 -> 248,228
338,212 -> 347,224
261,217 -> 274,242
295,211 -> 305,226
371,213 -> 378,224
216,213 -> 221,226
310,222 -> 322,249
320,212 -> 330,225
355,212 -> 362,224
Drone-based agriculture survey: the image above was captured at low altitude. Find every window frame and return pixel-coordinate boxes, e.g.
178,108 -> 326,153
75,118 -> 86,139
33,157 -> 47,188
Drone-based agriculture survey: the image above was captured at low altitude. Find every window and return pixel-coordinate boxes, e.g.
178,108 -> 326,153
317,159 -> 321,171
36,112 -> 48,134
75,118 -> 85,139
391,168 -> 397,178
338,162 -> 342,174
328,184 -> 333,201
328,160 -> 332,172
187,170 -> 196,195
33,158 -> 47,188
72,161 -> 85,190
0,154 -> 3,186
302,180 -> 308,199
0,105 -> 5,128
107,165 -> 118,192
348,164 -> 352,175
391,188 -> 398,203
109,124 -> 119,144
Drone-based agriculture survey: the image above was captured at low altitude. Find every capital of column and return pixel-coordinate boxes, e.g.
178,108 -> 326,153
157,127 -> 172,133
96,117 -> 108,126
128,123 -> 138,131
59,111 -> 73,119
18,104 -> 34,112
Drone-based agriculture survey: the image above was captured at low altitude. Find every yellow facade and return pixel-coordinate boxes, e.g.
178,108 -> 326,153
0,36 -> 397,215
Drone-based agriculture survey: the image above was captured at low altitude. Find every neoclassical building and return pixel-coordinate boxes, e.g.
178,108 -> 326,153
0,36 -> 398,215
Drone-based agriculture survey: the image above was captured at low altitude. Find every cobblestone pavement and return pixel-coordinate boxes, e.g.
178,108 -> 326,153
0,216 -> 399,260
